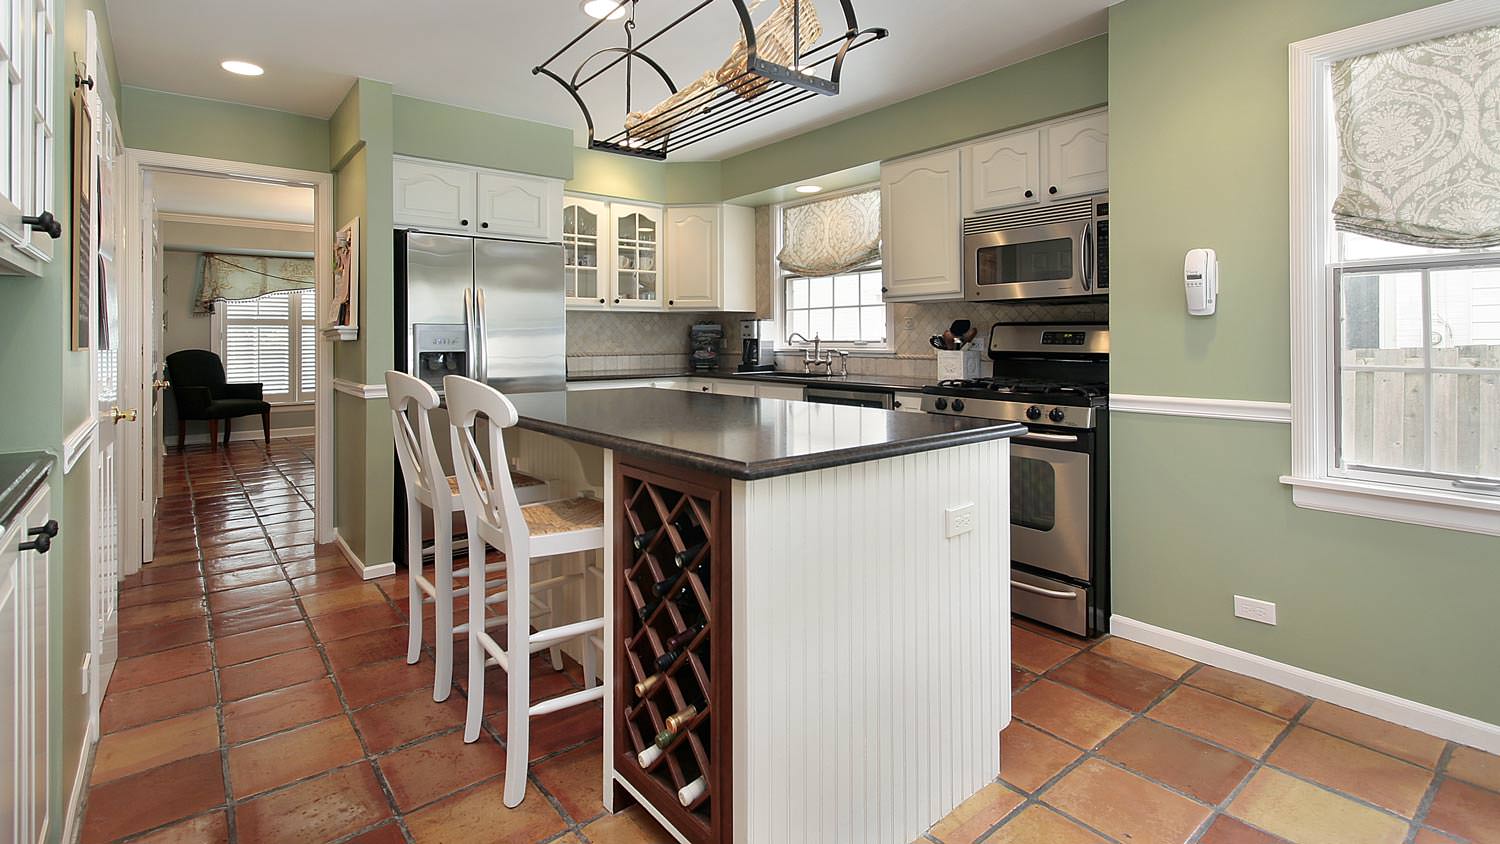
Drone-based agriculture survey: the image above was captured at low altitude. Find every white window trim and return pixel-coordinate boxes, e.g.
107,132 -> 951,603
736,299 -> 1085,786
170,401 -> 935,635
772,182 -> 893,353
1284,0 -> 1500,537
210,289 -> 317,408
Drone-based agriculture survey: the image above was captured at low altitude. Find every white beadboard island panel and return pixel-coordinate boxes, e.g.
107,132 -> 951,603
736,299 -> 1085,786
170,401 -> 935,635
733,439 -> 1011,844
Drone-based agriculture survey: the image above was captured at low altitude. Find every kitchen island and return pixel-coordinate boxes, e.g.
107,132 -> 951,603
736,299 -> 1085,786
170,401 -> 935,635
500,388 -> 1024,844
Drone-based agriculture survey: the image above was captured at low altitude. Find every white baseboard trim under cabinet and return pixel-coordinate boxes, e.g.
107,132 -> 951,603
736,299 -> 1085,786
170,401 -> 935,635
175,424 -> 315,447
333,530 -> 396,580
1110,615 -> 1500,755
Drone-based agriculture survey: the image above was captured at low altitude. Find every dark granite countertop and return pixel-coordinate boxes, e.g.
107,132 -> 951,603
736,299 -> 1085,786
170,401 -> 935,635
0,451 -> 52,533
565,369 -> 935,394
508,388 -> 1025,480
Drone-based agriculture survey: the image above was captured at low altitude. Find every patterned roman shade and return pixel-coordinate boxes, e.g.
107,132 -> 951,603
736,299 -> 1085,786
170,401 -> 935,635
1331,25 -> 1500,248
777,189 -> 881,276
195,253 -> 315,313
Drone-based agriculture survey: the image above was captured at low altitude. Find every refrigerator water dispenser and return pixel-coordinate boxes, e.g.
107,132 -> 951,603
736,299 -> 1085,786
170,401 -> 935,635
413,323 -> 468,390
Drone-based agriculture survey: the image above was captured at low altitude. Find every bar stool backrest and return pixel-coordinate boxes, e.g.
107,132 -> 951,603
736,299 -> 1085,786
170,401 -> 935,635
442,375 -> 528,560
385,370 -> 450,520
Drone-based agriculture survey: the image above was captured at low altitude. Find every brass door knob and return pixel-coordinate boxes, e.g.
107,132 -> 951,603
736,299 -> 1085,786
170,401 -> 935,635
152,379 -> 170,390
110,406 -> 138,424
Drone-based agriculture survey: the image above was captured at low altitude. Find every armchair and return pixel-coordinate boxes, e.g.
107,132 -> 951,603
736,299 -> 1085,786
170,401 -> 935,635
164,350 -> 272,448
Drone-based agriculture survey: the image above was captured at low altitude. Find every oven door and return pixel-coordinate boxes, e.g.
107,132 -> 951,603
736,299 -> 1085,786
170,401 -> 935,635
1010,437 -> 1092,582
965,218 -> 1093,301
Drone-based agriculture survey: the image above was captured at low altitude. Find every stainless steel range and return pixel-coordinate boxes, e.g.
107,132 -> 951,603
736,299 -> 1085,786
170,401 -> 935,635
923,324 -> 1109,637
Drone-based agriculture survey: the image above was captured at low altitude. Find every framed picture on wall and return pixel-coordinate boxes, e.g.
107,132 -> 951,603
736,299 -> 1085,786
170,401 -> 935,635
327,216 -> 359,340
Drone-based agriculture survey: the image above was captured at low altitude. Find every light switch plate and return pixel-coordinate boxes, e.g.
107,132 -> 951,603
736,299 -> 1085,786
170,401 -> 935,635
944,503 -> 975,538
1233,595 -> 1277,625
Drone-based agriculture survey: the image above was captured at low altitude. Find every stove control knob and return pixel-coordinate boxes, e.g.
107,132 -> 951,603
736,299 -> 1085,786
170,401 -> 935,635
934,398 -> 949,411
1048,407 -> 1066,423
1025,405 -> 1042,421
952,399 -> 966,413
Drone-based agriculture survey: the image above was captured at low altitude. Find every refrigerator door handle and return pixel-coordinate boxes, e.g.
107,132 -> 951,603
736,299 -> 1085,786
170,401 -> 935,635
462,287 -> 477,381
475,287 -> 488,382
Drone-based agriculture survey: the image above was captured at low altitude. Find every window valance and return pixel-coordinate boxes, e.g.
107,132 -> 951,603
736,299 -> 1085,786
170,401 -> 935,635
777,189 -> 881,276
1331,25 -> 1500,248
195,253 -> 315,313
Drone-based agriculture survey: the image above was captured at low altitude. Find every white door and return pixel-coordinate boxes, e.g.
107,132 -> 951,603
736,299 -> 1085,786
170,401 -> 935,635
615,203 -> 666,309
476,171 -> 562,241
881,149 -> 962,301
963,130 -> 1041,215
563,195 -> 609,309
665,206 -> 718,309
393,158 -> 476,232
1044,112 -> 1109,200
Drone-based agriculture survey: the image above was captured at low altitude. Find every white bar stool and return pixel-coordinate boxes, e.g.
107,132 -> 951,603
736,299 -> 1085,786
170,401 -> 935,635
386,371 -> 559,702
443,374 -> 606,808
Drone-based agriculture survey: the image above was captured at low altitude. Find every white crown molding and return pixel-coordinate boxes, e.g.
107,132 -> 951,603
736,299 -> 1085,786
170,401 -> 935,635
332,378 -> 388,400
62,418 -> 98,473
1111,394 -> 1291,424
157,211 -> 314,232
334,530 -> 396,580
1111,615 -> 1500,754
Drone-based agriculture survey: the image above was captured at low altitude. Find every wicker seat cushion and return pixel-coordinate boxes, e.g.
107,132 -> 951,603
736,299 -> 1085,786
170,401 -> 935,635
521,497 -> 605,536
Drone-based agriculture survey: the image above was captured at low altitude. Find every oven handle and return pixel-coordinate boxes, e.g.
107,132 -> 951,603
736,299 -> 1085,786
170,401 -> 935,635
1011,580 -> 1079,600
1016,432 -> 1080,444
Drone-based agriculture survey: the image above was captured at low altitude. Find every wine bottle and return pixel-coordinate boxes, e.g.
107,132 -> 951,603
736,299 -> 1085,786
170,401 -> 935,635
677,776 -> 708,807
653,725 -> 677,749
632,527 -> 660,551
637,744 -> 663,767
651,572 -> 681,598
673,542 -> 707,569
665,623 -> 705,652
665,703 -> 699,733
639,587 -> 693,622
634,673 -> 663,697
653,647 -> 682,673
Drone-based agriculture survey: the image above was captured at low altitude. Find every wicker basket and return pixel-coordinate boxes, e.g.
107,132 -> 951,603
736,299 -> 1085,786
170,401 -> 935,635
624,69 -> 720,143
717,0 -> 822,101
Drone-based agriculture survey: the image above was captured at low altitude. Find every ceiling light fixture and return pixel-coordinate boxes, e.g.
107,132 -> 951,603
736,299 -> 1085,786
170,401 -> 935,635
220,60 -> 264,77
794,185 -> 822,194
580,0 -> 627,20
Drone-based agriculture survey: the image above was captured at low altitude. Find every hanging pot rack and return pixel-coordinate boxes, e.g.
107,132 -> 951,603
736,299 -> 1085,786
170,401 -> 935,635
534,0 -> 887,160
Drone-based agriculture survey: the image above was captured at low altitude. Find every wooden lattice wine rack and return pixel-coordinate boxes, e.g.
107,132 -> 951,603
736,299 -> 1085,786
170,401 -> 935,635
614,459 -> 732,844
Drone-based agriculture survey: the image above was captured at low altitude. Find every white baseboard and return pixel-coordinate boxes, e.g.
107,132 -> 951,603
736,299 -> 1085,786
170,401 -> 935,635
1110,615 -> 1500,754
333,529 -> 396,580
61,716 -> 97,844
174,424 -> 314,447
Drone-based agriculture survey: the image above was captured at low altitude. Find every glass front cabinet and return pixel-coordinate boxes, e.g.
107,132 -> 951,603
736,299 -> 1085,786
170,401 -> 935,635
562,195 -> 665,311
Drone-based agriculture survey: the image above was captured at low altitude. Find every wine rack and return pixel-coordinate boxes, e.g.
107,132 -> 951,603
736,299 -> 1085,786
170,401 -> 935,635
614,459 -> 732,844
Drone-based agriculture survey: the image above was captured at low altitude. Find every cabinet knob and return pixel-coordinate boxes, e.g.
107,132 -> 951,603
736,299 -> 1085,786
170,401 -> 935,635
22,210 -> 61,239
1048,186 -> 1058,195
20,522 -> 55,553
667,299 -> 674,306
1024,190 -> 1034,199
28,520 -> 58,539
614,298 -> 620,304
480,221 -> 489,229
880,286 -> 889,293
599,298 -> 605,304
893,400 -> 902,408
460,219 -> 470,227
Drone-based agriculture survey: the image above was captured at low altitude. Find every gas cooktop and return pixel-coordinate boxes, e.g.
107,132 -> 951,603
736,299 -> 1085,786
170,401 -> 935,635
926,377 -> 1108,406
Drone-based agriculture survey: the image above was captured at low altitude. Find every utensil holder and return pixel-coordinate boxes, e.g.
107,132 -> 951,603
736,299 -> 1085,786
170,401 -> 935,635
936,349 -> 983,382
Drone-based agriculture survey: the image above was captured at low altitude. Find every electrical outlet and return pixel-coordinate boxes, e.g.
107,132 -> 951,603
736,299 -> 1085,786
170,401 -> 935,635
903,317 -> 915,331
81,653 -> 91,696
1233,595 -> 1277,625
944,503 -> 975,538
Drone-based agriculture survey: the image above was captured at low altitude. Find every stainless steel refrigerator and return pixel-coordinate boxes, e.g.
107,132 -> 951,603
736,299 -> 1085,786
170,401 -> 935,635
393,230 -> 564,560
395,230 -> 565,395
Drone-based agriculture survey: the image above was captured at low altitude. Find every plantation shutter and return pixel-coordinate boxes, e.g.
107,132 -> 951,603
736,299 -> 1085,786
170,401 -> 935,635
299,293 -> 317,398
223,293 -> 293,400
1331,25 -> 1500,247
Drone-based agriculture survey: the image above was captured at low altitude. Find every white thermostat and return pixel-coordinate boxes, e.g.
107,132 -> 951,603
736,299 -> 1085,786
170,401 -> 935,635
1184,248 -> 1219,316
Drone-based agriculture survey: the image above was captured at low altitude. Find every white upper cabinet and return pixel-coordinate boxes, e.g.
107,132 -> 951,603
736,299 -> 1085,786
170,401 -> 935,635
665,206 -> 719,310
612,202 -> 665,309
962,131 -> 1040,216
394,158 -> 476,233
881,148 -> 963,301
1044,112 -> 1109,200
394,157 -> 564,241
563,195 -> 608,309
477,171 -> 562,242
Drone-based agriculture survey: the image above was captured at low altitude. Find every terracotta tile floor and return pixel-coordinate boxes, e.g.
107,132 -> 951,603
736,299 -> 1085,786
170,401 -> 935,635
80,439 -> 1500,843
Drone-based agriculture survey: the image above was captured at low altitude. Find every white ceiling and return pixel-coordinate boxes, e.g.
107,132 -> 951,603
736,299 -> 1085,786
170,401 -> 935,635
151,172 -> 314,224
105,0 -> 1111,161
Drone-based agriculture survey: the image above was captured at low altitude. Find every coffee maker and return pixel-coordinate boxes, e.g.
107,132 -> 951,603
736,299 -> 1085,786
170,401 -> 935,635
738,319 -> 775,372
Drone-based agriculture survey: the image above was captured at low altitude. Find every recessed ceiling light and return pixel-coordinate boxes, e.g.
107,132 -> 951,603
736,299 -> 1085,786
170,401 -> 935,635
220,60 -> 264,77
581,0 -> 627,20
794,185 -> 822,194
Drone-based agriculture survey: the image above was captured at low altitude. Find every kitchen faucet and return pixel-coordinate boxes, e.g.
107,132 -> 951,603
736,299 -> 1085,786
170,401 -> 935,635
786,333 -> 847,375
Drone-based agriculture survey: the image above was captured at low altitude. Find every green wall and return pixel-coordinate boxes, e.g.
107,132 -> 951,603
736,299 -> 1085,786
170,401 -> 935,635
717,35 -> 1109,199
393,94 -> 572,179
1107,0 -> 1499,723
121,86 -> 330,172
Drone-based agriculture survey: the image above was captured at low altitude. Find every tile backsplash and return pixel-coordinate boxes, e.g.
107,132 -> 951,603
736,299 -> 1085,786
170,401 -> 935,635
565,310 -> 752,374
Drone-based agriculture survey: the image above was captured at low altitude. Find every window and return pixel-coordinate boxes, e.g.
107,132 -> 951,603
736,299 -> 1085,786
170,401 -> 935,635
0,0 -> 23,233
782,266 -> 886,345
1288,7 -> 1500,536
214,290 -> 317,405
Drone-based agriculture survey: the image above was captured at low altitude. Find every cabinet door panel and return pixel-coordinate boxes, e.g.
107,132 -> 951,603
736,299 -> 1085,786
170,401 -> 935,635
666,207 -> 720,309
563,196 -> 609,309
477,172 -> 562,242
880,150 -> 962,301
711,380 -> 758,397
963,131 -> 1040,215
394,159 -> 475,232
1044,113 -> 1109,199
1,532 -> 19,844
613,203 -> 665,309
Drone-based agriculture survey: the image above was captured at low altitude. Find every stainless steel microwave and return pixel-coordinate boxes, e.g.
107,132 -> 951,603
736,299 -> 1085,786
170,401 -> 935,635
963,194 -> 1108,301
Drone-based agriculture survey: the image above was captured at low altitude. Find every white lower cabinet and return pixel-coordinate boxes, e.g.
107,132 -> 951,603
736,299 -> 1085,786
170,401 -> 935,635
754,383 -> 805,401
710,380 -> 758,398
2,483 -> 50,844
